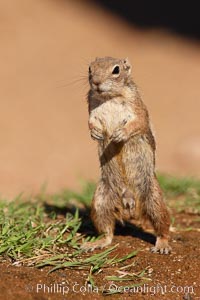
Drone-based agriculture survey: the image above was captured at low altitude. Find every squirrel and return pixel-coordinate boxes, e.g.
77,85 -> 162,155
82,57 -> 171,254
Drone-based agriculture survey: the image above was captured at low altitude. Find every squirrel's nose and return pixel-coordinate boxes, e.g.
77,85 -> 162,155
92,77 -> 101,86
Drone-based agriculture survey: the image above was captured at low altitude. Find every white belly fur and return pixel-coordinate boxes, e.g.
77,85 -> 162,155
90,100 -> 135,136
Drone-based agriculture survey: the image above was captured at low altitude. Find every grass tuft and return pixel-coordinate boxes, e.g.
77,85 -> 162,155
158,174 -> 200,213
158,173 -> 200,197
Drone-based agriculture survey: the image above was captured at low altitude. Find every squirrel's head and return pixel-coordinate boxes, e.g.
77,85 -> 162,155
88,57 -> 132,97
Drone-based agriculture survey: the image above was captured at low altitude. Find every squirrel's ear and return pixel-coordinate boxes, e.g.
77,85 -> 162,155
123,58 -> 132,74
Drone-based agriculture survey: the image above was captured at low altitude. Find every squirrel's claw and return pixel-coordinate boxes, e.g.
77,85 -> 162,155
150,246 -> 171,255
111,127 -> 128,143
90,127 -> 104,140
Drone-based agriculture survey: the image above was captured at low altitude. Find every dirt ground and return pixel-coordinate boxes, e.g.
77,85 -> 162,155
0,0 -> 200,198
0,208 -> 200,300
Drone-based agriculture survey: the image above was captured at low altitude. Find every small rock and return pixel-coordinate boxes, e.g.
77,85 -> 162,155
147,268 -> 153,274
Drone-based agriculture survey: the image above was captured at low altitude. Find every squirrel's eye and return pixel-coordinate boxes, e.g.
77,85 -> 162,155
112,65 -> 120,75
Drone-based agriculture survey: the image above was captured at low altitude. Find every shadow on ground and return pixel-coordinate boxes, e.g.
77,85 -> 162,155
44,202 -> 156,245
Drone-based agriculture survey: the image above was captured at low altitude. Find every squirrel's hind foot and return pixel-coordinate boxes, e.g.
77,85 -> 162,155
81,236 -> 112,252
150,237 -> 172,255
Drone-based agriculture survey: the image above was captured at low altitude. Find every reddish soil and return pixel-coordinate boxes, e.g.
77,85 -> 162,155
0,208 -> 200,300
0,0 -> 200,198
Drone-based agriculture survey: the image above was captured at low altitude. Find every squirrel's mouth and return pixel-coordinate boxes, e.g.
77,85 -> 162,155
92,83 -> 111,94
97,86 -> 105,94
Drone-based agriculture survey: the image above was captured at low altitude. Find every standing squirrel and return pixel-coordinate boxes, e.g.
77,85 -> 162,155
82,57 -> 171,254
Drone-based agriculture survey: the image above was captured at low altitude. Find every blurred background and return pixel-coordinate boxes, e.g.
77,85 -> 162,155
0,0 -> 200,198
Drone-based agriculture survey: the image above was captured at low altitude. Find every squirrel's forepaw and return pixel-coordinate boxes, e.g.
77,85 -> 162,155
90,127 -> 104,141
122,198 -> 135,210
111,127 -> 129,143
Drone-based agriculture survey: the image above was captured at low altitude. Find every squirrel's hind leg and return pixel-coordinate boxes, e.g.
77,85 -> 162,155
142,176 -> 171,254
81,181 -> 115,252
